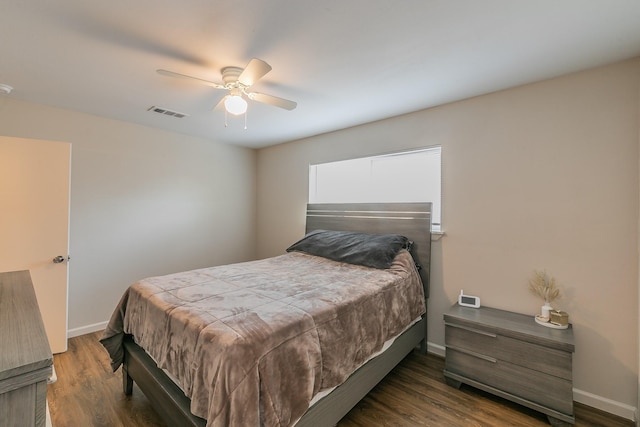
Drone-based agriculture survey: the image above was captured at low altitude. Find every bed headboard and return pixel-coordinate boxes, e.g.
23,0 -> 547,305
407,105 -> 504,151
305,203 -> 432,298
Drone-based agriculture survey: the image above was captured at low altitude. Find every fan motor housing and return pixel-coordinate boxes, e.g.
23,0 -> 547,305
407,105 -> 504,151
221,67 -> 243,86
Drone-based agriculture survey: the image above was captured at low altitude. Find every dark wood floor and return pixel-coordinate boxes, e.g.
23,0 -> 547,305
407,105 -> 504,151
48,332 -> 633,427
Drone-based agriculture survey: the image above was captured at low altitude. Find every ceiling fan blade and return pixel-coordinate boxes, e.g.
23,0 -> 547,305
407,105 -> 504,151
157,69 -> 225,89
238,59 -> 272,87
248,92 -> 297,110
213,95 -> 227,111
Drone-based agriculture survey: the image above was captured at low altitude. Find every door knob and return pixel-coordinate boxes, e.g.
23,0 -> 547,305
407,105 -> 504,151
53,255 -> 66,264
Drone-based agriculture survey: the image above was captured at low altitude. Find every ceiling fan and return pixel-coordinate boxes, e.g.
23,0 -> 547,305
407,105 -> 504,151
157,58 -> 297,117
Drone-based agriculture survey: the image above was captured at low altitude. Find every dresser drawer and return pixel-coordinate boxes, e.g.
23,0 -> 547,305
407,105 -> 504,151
445,323 -> 572,380
445,348 -> 573,415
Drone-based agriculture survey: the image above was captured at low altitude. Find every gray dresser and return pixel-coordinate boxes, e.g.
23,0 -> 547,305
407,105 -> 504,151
444,304 -> 575,426
0,270 -> 53,427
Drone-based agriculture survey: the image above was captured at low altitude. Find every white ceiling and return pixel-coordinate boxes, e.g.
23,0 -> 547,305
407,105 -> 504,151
2,1 -> 640,149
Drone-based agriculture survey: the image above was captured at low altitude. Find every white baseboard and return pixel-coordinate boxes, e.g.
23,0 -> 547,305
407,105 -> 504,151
427,341 -> 446,357
67,321 -> 107,338
428,341 -> 637,422
573,388 -> 637,422
46,400 -> 52,427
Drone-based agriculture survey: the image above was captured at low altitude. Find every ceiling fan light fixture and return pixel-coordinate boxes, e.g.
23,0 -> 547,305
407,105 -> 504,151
224,95 -> 248,115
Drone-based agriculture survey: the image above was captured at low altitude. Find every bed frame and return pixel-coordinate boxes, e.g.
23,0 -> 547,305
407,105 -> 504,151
121,202 -> 432,426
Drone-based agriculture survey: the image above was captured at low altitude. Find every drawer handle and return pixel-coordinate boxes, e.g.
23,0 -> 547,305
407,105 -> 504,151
445,322 -> 497,338
448,345 -> 497,363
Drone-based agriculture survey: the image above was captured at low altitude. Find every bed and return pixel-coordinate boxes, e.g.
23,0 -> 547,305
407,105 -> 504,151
101,202 -> 432,427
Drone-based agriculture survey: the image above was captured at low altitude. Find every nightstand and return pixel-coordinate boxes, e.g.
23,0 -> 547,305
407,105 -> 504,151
443,304 -> 575,426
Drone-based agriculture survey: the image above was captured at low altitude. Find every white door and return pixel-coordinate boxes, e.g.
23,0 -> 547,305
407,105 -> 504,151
0,136 -> 71,353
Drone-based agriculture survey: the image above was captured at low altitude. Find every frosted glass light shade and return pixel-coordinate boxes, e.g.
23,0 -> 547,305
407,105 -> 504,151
224,95 -> 248,115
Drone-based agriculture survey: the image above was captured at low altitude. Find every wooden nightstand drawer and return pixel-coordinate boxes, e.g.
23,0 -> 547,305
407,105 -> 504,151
445,348 -> 573,415
445,323 -> 572,380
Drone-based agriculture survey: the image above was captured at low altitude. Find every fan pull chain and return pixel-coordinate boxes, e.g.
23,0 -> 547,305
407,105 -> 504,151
223,108 -> 248,129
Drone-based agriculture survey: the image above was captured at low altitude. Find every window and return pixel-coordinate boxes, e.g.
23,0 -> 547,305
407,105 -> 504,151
309,147 -> 442,231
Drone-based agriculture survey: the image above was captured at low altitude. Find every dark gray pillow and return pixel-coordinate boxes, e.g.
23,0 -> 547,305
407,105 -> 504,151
286,229 -> 411,269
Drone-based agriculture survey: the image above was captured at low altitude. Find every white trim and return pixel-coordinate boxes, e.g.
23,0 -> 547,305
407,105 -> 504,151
67,321 -> 107,338
427,341 -> 446,357
573,388 -> 637,422
46,400 -> 52,427
431,230 -> 445,241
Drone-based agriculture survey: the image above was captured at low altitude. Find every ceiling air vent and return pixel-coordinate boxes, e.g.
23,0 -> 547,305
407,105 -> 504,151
147,106 -> 189,119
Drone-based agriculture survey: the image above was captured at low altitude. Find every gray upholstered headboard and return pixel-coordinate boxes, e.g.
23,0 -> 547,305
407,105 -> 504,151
305,203 -> 432,298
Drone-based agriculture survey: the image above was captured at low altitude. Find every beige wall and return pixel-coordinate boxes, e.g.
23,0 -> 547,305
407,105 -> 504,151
0,98 -> 257,333
256,59 -> 640,417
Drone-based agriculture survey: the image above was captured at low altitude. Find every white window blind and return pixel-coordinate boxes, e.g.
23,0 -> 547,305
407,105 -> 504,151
309,147 -> 441,230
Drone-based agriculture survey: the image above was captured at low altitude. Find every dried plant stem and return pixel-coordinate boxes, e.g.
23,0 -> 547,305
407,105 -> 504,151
528,270 -> 561,305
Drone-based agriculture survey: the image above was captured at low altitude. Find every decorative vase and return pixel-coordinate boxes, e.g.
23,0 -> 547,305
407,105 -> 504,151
541,303 -> 553,320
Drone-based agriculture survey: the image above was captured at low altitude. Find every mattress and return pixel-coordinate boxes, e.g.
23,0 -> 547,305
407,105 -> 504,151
101,249 -> 425,427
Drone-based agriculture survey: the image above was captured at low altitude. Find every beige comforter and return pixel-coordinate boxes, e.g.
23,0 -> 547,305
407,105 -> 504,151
101,250 -> 425,427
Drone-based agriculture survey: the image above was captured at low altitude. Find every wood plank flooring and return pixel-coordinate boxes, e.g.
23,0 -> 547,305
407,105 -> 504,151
47,332 -> 633,427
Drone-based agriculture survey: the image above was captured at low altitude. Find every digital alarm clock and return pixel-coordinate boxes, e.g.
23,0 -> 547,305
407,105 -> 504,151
458,290 -> 481,308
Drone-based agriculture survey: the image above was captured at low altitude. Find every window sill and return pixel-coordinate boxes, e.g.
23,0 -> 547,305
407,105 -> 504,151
431,230 -> 445,241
